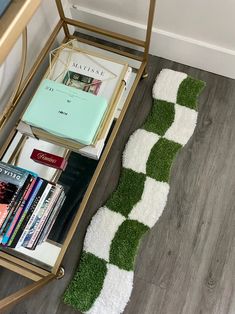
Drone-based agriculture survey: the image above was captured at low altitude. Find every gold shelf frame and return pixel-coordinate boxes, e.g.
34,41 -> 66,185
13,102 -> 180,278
0,0 -> 156,311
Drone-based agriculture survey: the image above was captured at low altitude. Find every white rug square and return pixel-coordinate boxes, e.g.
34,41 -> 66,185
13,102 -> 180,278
164,104 -> 197,145
152,69 -> 187,103
84,207 -> 125,261
86,264 -> 134,314
123,129 -> 159,174
128,177 -> 170,228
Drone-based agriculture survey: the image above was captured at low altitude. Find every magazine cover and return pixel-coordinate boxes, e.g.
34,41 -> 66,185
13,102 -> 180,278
48,45 -> 127,105
63,71 -> 102,95
0,162 -> 29,229
1,176 -> 37,246
0,181 -> 17,228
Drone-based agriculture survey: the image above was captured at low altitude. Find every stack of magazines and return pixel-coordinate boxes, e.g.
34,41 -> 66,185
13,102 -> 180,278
0,161 -> 65,250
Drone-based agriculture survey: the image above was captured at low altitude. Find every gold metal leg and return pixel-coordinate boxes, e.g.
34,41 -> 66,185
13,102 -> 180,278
56,266 -> 65,279
142,71 -> 149,79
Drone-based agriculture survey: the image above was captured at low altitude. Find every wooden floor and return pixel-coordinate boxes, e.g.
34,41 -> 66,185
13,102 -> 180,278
1,55 -> 235,314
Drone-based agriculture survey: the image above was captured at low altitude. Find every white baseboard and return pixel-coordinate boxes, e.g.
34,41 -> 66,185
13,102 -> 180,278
70,5 -> 235,79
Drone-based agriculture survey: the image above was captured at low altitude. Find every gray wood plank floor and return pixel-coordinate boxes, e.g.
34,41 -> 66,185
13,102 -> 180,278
1,55 -> 235,314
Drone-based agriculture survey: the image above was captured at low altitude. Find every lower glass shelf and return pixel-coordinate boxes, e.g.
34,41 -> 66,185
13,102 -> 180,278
1,240 -> 62,271
0,143 -> 100,270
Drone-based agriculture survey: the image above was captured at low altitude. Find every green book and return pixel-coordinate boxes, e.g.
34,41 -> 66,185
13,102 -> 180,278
22,79 -> 108,145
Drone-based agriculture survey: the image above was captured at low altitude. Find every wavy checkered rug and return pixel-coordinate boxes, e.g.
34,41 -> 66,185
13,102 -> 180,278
63,69 -> 205,314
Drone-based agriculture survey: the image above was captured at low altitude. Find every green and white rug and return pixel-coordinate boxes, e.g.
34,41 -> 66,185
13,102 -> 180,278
63,69 -> 205,314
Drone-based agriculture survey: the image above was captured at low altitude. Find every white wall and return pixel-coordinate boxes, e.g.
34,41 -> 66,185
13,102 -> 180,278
75,0 -> 235,50
156,0 -> 235,51
71,0 -> 235,78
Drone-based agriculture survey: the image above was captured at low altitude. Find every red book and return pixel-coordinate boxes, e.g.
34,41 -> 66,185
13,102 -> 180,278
30,149 -> 68,170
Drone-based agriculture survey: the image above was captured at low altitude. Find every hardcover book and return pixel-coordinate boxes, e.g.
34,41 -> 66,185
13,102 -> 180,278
49,45 -> 123,105
22,79 -> 108,146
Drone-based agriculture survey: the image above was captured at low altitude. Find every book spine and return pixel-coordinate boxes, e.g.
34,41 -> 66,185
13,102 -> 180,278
1,177 -> 36,245
21,182 -> 52,248
8,179 -> 43,247
30,185 -> 63,248
13,179 -> 46,248
38,190 -> 65,245
26,184 -> 56,249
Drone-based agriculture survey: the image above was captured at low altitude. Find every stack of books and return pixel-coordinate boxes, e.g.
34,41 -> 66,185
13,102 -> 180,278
0,161 -> 65,250
17,44 -> 130,156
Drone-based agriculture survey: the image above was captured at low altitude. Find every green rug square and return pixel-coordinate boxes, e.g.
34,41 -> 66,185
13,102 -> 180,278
142,99 -> 175,136
146,138 -> 182,182
109,220 -> 149,271
177,76 -> 205,110
106,169 -> 146,217
63,252 -> 107,312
